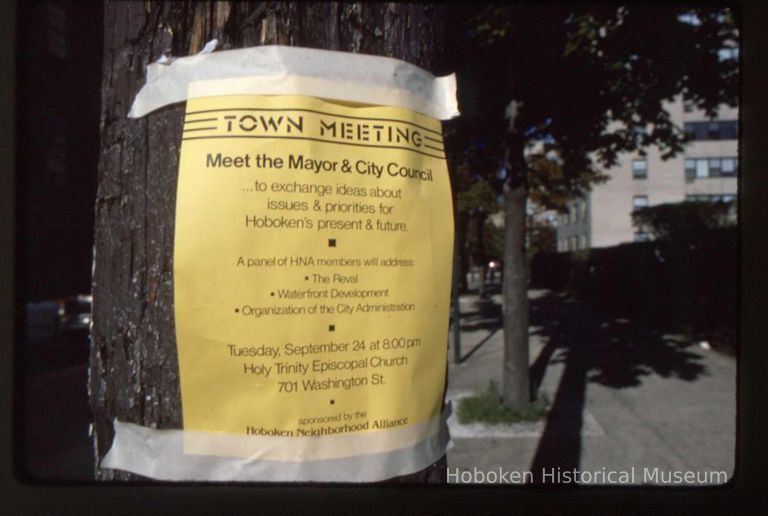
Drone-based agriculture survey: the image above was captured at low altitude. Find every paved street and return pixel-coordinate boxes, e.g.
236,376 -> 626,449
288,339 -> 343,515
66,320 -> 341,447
19,363 -> 94,480
447,290 -> 736,485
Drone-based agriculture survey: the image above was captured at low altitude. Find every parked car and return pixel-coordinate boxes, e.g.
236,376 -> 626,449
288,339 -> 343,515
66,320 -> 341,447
24,295 -> 91,374
57,294 -> 92,332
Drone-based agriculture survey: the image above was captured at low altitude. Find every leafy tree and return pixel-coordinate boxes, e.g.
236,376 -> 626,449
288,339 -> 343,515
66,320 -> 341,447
483,218 -> 505,263
456,173 -> 498,294
451,5 -> 738,409
526,216 -> 557,258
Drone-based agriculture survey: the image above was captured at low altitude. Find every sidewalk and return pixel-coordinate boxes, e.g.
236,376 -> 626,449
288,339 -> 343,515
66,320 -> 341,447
446,289 -> 736,485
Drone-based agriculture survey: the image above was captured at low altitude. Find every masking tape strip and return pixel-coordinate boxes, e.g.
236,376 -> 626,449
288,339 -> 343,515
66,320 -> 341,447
182,403 -> 446,462
129,45 -> 458,121
101,404 -> 452,482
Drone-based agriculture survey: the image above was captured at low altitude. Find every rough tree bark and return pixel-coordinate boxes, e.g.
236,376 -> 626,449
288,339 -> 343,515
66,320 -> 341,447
501,105 -> 531,411
90,0 -> 449,482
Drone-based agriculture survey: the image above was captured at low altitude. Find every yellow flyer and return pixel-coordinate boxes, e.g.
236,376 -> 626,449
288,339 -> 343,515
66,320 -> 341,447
173,92 -> 453,460
102,46 -> 458,481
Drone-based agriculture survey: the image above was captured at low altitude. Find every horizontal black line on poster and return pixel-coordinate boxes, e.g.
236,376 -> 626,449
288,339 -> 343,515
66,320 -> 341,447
181,135 -> 446,160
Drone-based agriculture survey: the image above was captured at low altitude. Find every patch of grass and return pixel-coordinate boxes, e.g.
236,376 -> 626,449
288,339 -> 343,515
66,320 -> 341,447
457,381 -> 550,425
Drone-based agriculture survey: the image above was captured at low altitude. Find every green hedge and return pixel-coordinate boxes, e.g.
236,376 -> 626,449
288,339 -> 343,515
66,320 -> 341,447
530,227 -> 738,347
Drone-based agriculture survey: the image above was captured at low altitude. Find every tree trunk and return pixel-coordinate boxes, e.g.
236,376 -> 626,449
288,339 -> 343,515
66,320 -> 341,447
501,134 -> 531,410
457,213 -> 470,292
90,0 -> 448,482
470,212 -> 488,297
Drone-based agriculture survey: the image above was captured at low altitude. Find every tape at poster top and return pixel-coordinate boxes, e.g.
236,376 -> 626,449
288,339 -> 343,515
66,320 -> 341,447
128,44 -> 459,120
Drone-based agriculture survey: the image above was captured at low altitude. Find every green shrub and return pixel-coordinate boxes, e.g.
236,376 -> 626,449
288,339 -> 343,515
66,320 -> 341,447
631,200 -> 735,241
457,380 -> 550,424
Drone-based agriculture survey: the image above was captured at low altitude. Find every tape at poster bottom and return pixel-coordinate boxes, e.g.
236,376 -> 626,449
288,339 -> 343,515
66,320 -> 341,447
100,403 -> 452,482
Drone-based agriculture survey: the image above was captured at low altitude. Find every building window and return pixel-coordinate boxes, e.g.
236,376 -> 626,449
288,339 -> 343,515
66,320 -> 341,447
721,122 -> 738,140
685,159 -> 695,179
686,194 -> 737,204
708,158 -> 722,177
718,47 -> 739,62
696,159 -> 708,178
570,236 -> 578,250
684,120 -> 738,141
721,158 -> 737,176
633,195 -> 649,211
684,157 -> 738,179
634,231 -> 651,242
580,234 -> 587,249
632,159 -> 647,179
707,121 -> 720,139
